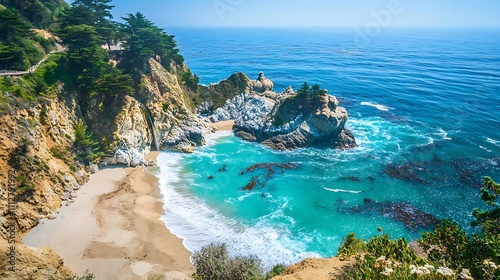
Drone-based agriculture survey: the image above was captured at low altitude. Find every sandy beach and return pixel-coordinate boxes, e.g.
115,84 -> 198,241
209,120 -> 235,132
23,165 -> 194,279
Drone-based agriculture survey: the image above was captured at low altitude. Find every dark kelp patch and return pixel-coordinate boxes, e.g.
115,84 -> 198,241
240,162 -> 298,191
340,199 -> 439,231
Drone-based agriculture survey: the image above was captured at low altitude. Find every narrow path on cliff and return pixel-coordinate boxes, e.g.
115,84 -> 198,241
0,43 -> 67,77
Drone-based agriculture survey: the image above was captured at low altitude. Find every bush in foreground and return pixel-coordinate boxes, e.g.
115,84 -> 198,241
192,243 -> 264,280
338,176 -> 500,280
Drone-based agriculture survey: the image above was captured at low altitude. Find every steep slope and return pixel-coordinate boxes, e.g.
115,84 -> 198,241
138,59 -> 205,153
0,85 -> 89,279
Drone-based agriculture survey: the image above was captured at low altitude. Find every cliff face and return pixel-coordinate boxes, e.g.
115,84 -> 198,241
138,59 -> 205,153
0,88 -> 90,238
0,239 -> 73,280
0,57 -> 205,238
91,58 -> 206,166
0,88 -> 89,279
0,56 -> 206,277
209,73 -> 357,150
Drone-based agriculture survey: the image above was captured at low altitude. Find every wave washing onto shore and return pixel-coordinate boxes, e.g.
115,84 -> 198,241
157,27 -> 499,268
157,134 -> 321,269
156,117 -> 497,269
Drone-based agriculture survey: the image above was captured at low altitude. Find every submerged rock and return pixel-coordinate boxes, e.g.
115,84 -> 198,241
242,180 -> 258,191
342,199 -> 439,231
218,164 -> 227,172
341,176 -> 361,182
240,162 -> 298,191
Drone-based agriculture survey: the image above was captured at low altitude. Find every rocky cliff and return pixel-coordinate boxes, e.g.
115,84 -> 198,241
0,87 -> 89,279
0,56 -> 206,278
0,57 -> 206,236
209,72 -> 357,150
137,59 -> 205,153
84,58 -> 206,166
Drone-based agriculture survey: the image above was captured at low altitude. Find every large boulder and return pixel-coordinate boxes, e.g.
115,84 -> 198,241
252,71 -> 273,93
231,82 -> 356,150
0,239 -> 73,280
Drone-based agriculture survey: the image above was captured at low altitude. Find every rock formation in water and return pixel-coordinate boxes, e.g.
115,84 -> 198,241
208,72 -> 357,150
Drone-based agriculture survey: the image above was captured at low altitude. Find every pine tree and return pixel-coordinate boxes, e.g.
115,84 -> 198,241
119,12 -> 184,75
472,176 -> 500,234
0,8 -> 33,43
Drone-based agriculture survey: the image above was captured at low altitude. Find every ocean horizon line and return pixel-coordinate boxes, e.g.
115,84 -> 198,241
166,25 -> 500,30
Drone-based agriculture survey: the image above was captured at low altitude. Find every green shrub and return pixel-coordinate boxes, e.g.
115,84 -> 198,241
420,220 -> 468,268
16,182 -> 36,200
337,233 -> 367,259
265,264 -> 286,279
73,120 -> 103,164
339,177 -> 500,280
50,145 -> 74,166
192,243 -> 265,280
73,270 -> 95,280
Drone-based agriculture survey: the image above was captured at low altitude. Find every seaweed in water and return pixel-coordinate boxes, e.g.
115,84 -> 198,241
339,198 -> 439,231
240,162 -> 298,191
341,176 -> 361,182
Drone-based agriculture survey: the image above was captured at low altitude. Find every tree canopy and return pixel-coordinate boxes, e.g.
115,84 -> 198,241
0,8 -> 38,70
61,0 -> 115,46
0,8 -> 33,42
118,12 -> 184,77
2,0 -> 67,29
472,176 -> 500,234
59,24 -> 133,99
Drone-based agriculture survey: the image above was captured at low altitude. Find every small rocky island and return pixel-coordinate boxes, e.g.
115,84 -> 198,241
207,72 -> 357,150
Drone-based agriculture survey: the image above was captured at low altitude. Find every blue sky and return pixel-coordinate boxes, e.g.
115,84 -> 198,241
101,1 -> 500,28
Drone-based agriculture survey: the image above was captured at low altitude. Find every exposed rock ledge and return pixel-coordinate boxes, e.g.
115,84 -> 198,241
101,59 -> 207,166
208,72 -> 357,150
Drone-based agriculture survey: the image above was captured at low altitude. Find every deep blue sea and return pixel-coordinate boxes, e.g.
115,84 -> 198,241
156,28 -> 500,268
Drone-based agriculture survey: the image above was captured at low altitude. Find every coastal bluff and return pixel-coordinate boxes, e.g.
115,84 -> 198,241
206,72 -> 357,150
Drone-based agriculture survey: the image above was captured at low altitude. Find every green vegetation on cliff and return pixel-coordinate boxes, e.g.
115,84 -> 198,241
272,82 -> 327,126
0,0 -> 67,30
0,8 -> 54,70
193,72 -> 251,114
118,12 -> 184,77
0,53 -> 65,113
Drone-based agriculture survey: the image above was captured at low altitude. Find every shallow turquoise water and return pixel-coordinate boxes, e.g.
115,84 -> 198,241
157,28 -> 500,268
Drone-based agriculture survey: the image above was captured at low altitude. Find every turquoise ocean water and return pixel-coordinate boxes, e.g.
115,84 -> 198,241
156,28 -> 500,268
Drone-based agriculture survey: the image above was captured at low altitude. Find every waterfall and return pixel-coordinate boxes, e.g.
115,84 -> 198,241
148,113 -> 160,151
141,104 -> 160,151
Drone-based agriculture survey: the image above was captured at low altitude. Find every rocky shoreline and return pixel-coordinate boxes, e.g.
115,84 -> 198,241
93,65 -> 357,166
206,72 -> 357,151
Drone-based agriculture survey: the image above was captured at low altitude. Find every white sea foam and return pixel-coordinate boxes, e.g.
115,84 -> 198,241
360,101 -> 390,111
438,128 -> 452,140
479,146 -> 493,153
156,152 -> 320,270
323,187 -> 362,194
204,130 -> 234,146
486,137 -> 500,147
